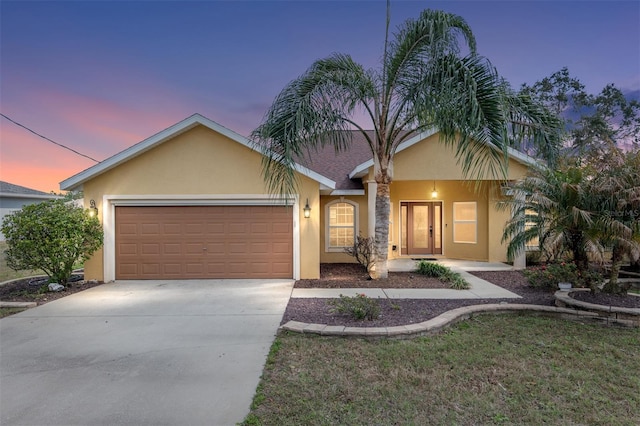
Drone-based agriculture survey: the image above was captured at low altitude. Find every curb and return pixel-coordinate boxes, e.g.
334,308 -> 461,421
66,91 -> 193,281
0,301 -> 37,308
280,303 -> 639,338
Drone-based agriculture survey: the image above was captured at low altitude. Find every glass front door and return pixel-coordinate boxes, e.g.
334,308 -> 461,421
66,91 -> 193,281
400,202 -> 442,255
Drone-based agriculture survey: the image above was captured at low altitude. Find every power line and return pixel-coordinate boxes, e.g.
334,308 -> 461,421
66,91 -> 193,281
1,113 -> 100,163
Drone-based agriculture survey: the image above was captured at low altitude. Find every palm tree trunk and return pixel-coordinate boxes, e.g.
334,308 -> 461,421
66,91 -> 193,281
603,244 -> 627,294
372,182 -> 391,279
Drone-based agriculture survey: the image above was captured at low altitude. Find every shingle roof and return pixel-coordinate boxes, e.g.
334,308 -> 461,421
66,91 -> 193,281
0,181 -> 54,197
294,131 -> 375,190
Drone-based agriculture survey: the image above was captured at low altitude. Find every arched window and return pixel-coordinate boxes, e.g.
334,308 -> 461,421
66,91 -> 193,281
325,199 -> 358,252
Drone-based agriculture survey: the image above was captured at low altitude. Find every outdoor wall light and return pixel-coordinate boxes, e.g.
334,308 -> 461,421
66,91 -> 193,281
431,181 -> 438,199
89,199 -> 98,217
303,199 -> 311,218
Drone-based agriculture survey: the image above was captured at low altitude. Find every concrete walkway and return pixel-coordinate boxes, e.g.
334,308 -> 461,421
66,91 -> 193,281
291,259 -> 522,300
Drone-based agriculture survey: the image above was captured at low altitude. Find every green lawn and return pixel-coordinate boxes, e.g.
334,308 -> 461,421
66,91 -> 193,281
244,315 -> 640,425
0,241 -> 43,282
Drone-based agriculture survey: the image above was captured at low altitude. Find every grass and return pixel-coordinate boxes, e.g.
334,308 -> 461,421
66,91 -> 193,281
0,307 -> 27,318
243,315 -> 640,425
0,241 -> 43,282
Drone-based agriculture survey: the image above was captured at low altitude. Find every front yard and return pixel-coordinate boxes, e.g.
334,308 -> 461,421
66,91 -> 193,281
244,315 -> 640,425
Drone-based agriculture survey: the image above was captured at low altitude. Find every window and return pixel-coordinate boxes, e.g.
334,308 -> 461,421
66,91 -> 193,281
453,202 -> 477,244
326,200 -> 358,251
525,209 -> 539,250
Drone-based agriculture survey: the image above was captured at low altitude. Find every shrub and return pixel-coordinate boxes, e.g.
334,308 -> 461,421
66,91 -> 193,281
344,234 -> 375,278
524,262 -> 583,290
416,260 -> 449,277
328,293 -> 381,321
1,199 -> 103,285
416,260 -> 471,290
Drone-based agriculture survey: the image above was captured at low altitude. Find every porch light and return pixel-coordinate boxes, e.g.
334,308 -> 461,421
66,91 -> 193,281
431,181 -> 438,199
303,199 -> 311,218
88,199 -> 98,217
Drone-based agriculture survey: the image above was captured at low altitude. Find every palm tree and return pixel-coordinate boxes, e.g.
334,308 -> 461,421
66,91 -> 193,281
501,165 -> 598,272
587,148 -> 640,293
502,150 -> 640,294
252,7 -> 558,278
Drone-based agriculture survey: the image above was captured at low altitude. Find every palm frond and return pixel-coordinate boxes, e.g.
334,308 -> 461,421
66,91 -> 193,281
251,54 -> 376,196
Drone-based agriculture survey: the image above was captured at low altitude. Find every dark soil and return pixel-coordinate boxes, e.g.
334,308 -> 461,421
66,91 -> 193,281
295,263 -> 448,289
0,274 -> 102,305
283,264 -> 639,327
571,291 -> 640,309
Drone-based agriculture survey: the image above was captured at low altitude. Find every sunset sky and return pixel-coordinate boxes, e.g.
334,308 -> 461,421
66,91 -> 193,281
1,0 -> 639,193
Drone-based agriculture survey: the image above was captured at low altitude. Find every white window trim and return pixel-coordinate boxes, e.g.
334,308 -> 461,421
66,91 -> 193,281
453,201 -> 477,244
325,199 -> 359,252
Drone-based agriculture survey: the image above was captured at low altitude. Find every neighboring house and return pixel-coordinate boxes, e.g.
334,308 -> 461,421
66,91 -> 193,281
0,181 -> 61,240
60,114 -> 534,282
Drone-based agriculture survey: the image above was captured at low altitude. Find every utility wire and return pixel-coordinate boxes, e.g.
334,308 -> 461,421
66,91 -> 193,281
1,113 -> 100,163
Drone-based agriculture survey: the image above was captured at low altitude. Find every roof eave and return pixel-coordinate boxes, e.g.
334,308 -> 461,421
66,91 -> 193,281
60,113 -> 336,191
347,129 -> 541,179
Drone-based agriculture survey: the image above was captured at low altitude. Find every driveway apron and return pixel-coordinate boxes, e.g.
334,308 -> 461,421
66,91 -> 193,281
0,279 -> 294,426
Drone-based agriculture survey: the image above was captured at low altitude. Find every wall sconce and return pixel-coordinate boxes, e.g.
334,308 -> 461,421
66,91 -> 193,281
88,199 -> 98,217
303,199 -> 311,218
431,181 -> 438,199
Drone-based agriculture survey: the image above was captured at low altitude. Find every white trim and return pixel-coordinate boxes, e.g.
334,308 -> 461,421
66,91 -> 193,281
348,128 -> 539,179
324,198 -> 359,252
348,129 -> 438,179
60,113 -> 336,191
101,194 -> 300,282
0,193 -> 62,200
452,201 -> 478,244
330,189 -> 365,196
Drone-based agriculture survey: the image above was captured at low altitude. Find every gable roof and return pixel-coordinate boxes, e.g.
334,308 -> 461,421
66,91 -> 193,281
0,181 -> 60,200
347,130 -> 540,179
60,114 -> 336,191
60,113 -> 540,194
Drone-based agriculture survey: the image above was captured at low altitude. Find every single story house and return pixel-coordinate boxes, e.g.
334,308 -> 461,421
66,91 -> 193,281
61,113 -> 533,281
0,181 -> 61,240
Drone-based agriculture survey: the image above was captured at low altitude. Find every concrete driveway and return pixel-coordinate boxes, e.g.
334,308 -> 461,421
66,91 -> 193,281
0,279 -> 294,426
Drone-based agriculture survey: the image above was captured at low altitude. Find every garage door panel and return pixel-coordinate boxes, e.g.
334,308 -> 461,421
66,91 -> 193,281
163,243 -> 181,254
141,244 -> 160,255
116,206 -> 292,279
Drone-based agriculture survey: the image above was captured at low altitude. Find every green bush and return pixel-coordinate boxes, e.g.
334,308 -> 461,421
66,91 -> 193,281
416,261 -> 470,290
416,261 -> 449,277
1,199 -> 103,285
328,293 -> 381,321
523,262 -> 604,290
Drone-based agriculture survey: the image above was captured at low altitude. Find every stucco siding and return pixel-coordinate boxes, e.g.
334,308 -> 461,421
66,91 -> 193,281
393,133 -> 530,181
389,181 -> 489,261
82,125 -> 321,281
319,195 -> 368,264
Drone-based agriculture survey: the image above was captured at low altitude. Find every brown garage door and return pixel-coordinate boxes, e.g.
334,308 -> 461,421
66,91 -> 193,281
115,206 -> 293,279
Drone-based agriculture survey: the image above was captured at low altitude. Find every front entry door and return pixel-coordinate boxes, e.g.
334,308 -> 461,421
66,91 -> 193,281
401,202 -> 442,255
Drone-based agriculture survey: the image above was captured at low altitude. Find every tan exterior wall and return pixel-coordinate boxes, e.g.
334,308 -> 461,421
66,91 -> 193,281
319,195 -> 368,263
388,181 -> 489,261
82,125 -> 321,281
392,133 -> 530,181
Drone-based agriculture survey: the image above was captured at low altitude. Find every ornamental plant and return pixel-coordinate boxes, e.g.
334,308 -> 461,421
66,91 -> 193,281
1,199 -> 103,285
524,262 -> 578,290
328,293 -> 381,321
416,260 -> 471,290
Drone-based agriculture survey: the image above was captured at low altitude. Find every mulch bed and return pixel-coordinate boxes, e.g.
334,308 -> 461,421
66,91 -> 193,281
283,264 -> 638,327
0,274 -> 102,305
571,291 -> 639,309
295,263 -> 448,289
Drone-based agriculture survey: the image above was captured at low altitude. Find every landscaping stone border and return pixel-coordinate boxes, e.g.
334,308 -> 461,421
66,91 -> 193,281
555,289 -> 640,328
280,302 -> 639,338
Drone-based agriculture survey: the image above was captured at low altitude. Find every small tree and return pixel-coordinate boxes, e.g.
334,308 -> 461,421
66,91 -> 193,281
1,199 -> 103,285
344,234 -> 376,278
